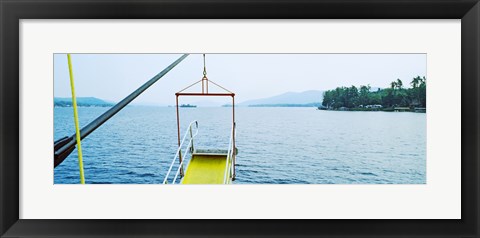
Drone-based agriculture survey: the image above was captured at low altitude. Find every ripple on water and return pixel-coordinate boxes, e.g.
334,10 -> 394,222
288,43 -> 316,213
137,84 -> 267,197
54,107 -> 426,184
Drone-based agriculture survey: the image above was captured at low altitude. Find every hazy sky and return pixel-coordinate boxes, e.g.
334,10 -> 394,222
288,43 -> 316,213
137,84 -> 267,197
54,54 -> 426,105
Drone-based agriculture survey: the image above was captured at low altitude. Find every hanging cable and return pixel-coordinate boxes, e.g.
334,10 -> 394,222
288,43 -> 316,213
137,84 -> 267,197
202,54 -> 209,93
203,54 -> 207,77
54,54 -> 189,167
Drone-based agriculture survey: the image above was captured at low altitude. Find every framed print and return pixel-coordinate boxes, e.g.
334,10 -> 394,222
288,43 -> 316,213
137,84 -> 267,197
1,0 -> 479,237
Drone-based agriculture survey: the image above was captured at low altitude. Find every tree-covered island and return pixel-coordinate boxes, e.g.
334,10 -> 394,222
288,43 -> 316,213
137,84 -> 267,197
321,76 -> 426,112
54,97 -> 113,107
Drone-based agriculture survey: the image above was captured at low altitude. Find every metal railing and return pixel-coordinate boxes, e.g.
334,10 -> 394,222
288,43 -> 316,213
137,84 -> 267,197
163,120 -> 199,184
223,123 -> 236,184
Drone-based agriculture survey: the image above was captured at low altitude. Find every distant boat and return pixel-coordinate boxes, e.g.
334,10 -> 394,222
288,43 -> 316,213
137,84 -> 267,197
180,104 -> 197,108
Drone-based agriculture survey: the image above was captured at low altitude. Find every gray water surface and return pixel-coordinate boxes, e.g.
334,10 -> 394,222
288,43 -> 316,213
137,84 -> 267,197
54,107 -> 426,184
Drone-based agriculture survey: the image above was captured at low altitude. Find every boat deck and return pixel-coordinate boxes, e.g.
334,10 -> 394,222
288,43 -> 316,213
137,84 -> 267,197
181,149 -> 229,184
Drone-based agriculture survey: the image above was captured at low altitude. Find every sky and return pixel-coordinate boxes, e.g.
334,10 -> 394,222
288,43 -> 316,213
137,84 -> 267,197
54,54 -> 426,106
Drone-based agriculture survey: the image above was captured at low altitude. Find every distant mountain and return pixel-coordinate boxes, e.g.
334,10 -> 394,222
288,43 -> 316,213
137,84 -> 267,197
248,103 -> 322,107
54,97 -> 114,107
239,90 -> 324,107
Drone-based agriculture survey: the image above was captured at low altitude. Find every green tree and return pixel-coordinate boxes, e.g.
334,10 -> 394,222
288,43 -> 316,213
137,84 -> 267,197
346,85 -> 359,108
321,76 -> 426,110
418,77 -> 426,107
396,79 -> 403,89
390,81 -> 397,90
358,85 -> 371,106
382,88 -> 394,107
322,90 -> 334,108
410,76 -> 421,88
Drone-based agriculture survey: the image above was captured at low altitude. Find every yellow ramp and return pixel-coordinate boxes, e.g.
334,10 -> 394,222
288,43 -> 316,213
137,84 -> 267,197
181,154 -> 228,184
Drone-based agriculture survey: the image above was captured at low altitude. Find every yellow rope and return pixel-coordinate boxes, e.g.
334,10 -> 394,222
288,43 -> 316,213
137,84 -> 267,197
67,54 -> 85,184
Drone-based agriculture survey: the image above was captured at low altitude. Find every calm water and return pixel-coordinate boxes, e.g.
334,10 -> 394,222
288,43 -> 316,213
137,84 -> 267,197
54,107 -> 426,184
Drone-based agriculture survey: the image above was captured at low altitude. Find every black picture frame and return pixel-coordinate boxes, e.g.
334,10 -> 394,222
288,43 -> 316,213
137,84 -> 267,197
1,0 -> 479,237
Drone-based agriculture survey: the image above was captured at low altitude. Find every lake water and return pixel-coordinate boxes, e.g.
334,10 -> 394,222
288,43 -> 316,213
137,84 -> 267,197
54,107 -> 426,184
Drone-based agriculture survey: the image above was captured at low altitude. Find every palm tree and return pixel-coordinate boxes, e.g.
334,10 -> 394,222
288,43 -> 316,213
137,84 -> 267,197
409,76 -> 426,107
420,76 -> 426,86
411,76 -> 421,88
396,79 -> 403,89
390,81 -> 397,90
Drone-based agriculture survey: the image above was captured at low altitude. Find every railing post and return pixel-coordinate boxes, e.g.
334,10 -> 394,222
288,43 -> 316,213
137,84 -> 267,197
189,126 -> 194,153
176,94 -> 184,177
232,96 -> 236,180
178,150 -> 184,177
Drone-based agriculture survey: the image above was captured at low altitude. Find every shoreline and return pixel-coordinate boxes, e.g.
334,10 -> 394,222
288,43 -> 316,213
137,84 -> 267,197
318,107 -> 426,113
